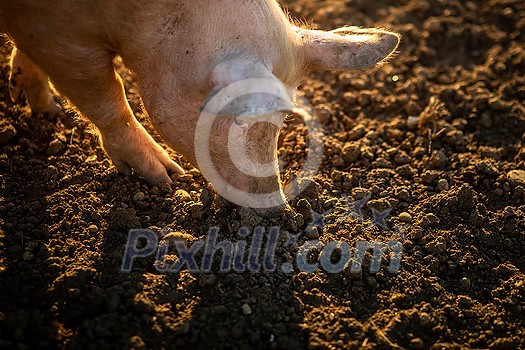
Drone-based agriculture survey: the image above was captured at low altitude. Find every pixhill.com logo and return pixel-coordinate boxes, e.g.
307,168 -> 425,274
121,195 -> 405,275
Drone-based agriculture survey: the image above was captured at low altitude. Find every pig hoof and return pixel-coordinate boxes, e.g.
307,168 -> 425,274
34,101 -> 62,117
101,125 -> 185,185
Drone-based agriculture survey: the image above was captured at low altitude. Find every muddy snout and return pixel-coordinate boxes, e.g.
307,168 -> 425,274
253,203 -> 289,219
216,195 -> 289,219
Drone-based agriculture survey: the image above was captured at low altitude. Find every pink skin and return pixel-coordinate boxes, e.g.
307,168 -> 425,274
0,0 -> 400,217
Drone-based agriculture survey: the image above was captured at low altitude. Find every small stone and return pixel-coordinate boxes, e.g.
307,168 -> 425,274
399,212 -> 412,223
342,144 -> 360,162
23,251 -> 33,261
187,203 -> 204,219
463,309 -> 475,318
352,187 -> 370,199
342,91 -> 357,105
503,206 -> 515,219
159,182 -> 172,194
189,168 -> 200,177
419,312 -> 431,326
396,188 -> 411,202
88,224 -> 99,233
175,189 -> 192,202
413,147 -> 427,157
199,274 -> 217,287
324,198 -> 339,209
306,226 -> 320,239
162,231 -> 194,243
129,335 -> 147,350
214,195 -> 233,211
386,148 -> 397,157
358,92 -> 372,107
437,179 -> 450,191
406,116 -> 420,130
47,139 -> 65,155
480,111 -> 492,128
133,297 -> 155,314
507,170 -> 525,188
133,191 -> 146,202
476,161 -> 499,177
490,338 -> 517,350
0,123 -> 16,144
375,158 -> 390,168
68,288 -> 81,299
347,124 -> 366,140
394,153 -> 411,165
409,338 -> 424,349
422,213 -> 439,227
333,156 -> 345,167
26,241 -> 39,251
241,303 -> 252,315
458,295 -> 472,308
460,277 -> 471,291
496,263 -> 516,277
345,267 -> 363,280
200,188 -> 213,207
429,150 -> 447,169
421,171 -> 439,185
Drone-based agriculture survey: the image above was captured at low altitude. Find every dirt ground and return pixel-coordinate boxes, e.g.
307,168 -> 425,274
1,0 -> 524,349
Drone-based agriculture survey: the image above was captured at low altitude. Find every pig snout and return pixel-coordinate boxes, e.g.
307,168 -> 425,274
253,203 -> 289,219
201,116 -> 288,213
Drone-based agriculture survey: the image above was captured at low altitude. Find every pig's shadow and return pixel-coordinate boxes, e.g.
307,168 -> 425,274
65,226 -> 311,349
51,187 -> 311,349
0,110 -> 70,346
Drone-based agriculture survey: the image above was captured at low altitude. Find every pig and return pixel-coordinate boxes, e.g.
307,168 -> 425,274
0,0 -> 400,218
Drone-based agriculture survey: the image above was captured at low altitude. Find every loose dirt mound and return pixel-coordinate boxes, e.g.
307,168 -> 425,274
1,0 -> 524,349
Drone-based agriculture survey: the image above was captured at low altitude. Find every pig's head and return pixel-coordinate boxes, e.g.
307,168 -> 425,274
196,27 -> 400,218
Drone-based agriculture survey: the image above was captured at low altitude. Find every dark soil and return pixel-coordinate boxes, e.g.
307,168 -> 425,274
1,0 -> 524,349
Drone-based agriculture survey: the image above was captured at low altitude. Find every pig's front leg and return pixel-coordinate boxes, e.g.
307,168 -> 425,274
92,77 -> 185,185
9,47 -> 62,116
99,116 -> 185,185
26,47 -> 184,184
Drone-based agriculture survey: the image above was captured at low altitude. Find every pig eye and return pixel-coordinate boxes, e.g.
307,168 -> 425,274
234,118 -> 248,128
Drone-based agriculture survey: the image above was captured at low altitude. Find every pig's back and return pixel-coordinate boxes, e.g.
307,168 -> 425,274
0,0 -> 299,90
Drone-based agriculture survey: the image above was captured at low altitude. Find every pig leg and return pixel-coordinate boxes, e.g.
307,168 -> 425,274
8,47 -> 62,116
33,48 -> 184,184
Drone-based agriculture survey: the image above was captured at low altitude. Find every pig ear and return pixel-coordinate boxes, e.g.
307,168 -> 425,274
203,57 -> 294,117
295,26 -> 400,72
